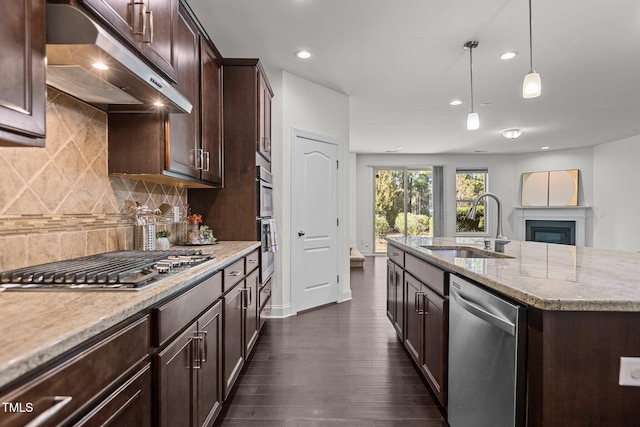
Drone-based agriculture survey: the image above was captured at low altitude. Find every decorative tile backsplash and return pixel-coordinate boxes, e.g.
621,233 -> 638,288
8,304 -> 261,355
0,88 -> 188,270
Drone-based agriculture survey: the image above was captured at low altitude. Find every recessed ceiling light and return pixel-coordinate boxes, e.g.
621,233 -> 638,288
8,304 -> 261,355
153,101 -> 165,107
449,99 -> 463,106
395,146 -> 404,150
502,129 -> 522,139
499,51 -> 518,60
541,146 -> 550,150
92,62 -> 109,70
295,50 -> 312,59
480,102 -> 491,107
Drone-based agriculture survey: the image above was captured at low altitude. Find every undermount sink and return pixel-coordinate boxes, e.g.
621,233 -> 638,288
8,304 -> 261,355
421,245 -> 514,259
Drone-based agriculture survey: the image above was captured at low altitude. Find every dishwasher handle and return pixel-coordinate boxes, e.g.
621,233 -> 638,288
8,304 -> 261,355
451,287 -> 516,336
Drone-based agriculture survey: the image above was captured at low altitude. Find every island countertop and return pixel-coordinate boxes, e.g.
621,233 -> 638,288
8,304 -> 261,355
386,236 -> 640,312
0,241 -> 260,390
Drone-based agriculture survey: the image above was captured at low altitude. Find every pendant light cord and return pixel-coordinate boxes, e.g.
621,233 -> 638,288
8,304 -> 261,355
469,43 -> 475,113
528,0 -> 534,71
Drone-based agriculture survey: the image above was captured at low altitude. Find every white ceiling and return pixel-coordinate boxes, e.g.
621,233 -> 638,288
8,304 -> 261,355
186,0 -> 640,154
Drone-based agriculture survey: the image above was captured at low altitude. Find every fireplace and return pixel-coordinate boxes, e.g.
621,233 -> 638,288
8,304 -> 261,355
526,220 -> 576,245
514,206 -> 588,247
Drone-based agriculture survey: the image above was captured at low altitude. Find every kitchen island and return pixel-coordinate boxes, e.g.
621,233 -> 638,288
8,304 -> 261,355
0,241 -> 259,390
387,236 -> 640,426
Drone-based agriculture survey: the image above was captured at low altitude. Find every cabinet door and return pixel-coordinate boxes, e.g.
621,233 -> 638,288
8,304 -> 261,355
199,39 -> 223,185
393,267 -> 404,338
140,0 -> 178,81
421,286 -> 447,407
79,0 -> 178,81
0,0 -> 45,146
403,273 -> 422,365
75,365 -> 152,427
257,71 -> 272,161
195,301 -> 223,427
386,259 -> 395,324
223,282 -> 245,398
156,321 -> 196,427
244,269 -> 260,356
167,4 -> 200,179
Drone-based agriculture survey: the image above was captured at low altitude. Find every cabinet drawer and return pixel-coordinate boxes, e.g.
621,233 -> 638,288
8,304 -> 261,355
153,271 -> 222,347
387,245 -> 404,267
0,316 -> 149,427
246,249 -> 260,273
260,277 -> 272,309
224,258 -> 245,289
405,253 -> 446,296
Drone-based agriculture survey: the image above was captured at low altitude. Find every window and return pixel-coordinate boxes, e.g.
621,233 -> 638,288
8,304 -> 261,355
456,169 -> 488,233
374,168 -> 433,253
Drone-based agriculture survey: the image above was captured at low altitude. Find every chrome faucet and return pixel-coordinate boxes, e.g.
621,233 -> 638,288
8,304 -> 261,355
467,192 -> 511,253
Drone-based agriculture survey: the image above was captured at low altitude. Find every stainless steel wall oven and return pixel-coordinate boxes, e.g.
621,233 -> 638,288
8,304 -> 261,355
257,167 -> 276,283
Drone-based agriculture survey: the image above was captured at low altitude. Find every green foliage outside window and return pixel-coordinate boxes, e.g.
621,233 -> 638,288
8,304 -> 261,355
395,212 -> 431,236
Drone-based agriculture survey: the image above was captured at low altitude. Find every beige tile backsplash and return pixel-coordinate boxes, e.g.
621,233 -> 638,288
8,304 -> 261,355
0,88 -> 188,270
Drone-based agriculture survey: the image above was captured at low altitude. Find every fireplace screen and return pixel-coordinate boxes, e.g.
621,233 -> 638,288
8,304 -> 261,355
526,220 -> 576,245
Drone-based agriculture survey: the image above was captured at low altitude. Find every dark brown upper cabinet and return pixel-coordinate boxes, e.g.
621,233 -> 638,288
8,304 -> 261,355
108,1 -> 223,188
78,0 -> 179,82
0,0 -> 46,147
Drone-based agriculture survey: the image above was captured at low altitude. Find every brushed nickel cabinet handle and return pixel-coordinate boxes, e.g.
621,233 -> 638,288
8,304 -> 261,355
144,10 -> 154,44
228,271 -> 242,277
24,396 -> 73,427
202,151 -> 210,172
191,336 -> 202,369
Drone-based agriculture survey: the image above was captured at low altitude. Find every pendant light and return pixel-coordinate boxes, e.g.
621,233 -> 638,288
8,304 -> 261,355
523,0 -> 541,98
464,40 -> 479,130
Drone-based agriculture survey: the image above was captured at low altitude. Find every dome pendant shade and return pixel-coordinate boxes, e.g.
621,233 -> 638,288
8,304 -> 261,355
523,71 -> 541,98
467,112 -> 480,130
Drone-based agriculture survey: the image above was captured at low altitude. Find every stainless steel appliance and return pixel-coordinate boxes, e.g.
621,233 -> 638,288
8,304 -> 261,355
0,250 -> 212,291
46,4 -> 192,113
257,166 -> 276,282
448,274 -> 527,427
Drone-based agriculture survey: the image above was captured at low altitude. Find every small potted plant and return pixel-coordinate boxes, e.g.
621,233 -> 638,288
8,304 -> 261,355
155,230 -> 171,250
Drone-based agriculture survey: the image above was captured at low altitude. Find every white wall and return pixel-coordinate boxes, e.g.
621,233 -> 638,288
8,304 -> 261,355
593,135 -> 640,251
269,71 -> 351,317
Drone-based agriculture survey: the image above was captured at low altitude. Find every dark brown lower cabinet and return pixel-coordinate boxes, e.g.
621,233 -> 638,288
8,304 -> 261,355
0,316 -> 150,427
404,272 -> 448,408
244,268 -> 260,355
156,301 -> 223,427
223,281 -> 245,399
75,364 -> 152,426
386,259 -> 404,338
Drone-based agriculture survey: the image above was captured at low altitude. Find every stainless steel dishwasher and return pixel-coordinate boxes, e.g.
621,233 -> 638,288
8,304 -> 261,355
448,274 -> 527,427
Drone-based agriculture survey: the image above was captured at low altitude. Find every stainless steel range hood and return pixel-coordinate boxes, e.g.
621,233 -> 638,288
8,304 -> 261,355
46,4 -> 192,114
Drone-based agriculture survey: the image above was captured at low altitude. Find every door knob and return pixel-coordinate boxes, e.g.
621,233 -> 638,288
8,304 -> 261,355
298,230 -> 305,236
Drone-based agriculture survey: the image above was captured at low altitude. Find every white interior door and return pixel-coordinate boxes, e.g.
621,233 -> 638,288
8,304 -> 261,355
292,130 -> 339,313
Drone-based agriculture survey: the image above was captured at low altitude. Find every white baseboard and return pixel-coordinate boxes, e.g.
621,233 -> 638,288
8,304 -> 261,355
266,303 -> 295,318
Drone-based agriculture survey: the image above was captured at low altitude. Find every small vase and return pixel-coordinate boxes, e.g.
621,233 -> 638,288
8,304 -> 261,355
156,237 -> 170,250
188,225 -> 200,244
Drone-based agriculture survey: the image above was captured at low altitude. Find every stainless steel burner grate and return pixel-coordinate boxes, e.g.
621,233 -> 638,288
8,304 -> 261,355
0,250 -> 212,291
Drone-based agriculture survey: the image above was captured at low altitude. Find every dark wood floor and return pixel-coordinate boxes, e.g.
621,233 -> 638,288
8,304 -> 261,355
214,256 -> 447,426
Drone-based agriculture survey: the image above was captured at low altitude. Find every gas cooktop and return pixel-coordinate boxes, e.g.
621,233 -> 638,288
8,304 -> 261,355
0,249 -> 215,291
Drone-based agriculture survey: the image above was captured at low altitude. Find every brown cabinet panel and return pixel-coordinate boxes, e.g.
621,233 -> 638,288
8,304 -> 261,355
199,39 -> 223,186
257,71 -> 272,162
79,0 -> 178,81
246,249 -> 260,274
403,273 -> 422,365
405,253 -> 446,296
0,316 -> 150,427
155,318 -> 195,427
153,271 -> 222,347
166,3 -> 200,178
244,268 -> 260,356
108,1 -> 223,188
75,364 -> 152,427
386,245 -> 404,268
0,0 -> 46,146
420,286 -> 447,407
195,301 -> 223,427
223,281 -> 244,399
386,259 -> 404,339
223,258 -> 245,290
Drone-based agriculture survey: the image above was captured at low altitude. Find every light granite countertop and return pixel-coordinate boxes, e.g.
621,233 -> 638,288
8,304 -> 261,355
387,237 -> 640,312
0,241 -> 260,390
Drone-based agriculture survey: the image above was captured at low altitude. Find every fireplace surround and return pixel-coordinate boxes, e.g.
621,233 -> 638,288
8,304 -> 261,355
514,206 -> 588,247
